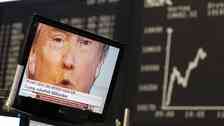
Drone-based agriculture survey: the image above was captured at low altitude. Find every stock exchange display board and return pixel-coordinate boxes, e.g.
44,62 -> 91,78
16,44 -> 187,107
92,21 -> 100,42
132,0 -> 224,125
6,0 -> 224,125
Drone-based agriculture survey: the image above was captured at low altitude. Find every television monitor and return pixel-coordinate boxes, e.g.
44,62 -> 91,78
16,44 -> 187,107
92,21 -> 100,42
12,14 -> 124,123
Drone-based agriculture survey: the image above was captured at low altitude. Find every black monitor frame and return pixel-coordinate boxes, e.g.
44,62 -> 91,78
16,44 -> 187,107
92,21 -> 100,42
12,14 -> 125,123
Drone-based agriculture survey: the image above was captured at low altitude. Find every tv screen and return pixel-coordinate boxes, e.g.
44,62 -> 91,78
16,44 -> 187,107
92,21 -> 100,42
12,14 -> 124,122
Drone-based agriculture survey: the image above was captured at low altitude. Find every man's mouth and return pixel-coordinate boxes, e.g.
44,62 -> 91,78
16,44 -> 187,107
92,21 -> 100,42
55,72 -> 76,89
59,79 -> 73,87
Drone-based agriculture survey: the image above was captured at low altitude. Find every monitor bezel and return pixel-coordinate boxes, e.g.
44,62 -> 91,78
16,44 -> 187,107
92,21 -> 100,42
12,14 -> 125,123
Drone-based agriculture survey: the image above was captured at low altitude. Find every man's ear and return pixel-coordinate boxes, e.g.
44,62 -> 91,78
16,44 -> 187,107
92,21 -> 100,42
28,50 -> 36,77
27,24 -> 42,78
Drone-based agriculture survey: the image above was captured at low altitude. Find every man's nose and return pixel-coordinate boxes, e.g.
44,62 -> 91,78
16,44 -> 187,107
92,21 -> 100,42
63,49 -> 75,70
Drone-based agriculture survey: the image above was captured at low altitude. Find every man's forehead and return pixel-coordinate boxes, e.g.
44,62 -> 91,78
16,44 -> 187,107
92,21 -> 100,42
40,23 -> 103,46
42,24 -> 70,35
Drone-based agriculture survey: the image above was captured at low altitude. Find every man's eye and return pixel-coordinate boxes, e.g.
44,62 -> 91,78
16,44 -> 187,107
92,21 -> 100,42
78,37 -> 93,46
53,37 -> 64,43
80,40 -> 91,45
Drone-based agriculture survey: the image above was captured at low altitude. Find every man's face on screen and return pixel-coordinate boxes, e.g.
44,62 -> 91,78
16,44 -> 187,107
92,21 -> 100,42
28,23 -> 104,93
